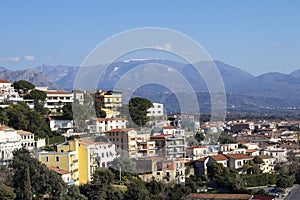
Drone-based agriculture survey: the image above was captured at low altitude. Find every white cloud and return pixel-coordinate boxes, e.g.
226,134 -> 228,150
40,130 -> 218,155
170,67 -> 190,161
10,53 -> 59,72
24,55 -> 35,61
1,56 -> 20,62
155,42 -> 172,51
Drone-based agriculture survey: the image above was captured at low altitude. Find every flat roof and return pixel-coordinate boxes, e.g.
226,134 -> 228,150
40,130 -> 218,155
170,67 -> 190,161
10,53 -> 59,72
185,193 -> 252,200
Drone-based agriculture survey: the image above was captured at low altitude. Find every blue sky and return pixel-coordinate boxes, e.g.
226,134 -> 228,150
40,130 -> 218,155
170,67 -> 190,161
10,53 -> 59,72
1,0 -> 300,75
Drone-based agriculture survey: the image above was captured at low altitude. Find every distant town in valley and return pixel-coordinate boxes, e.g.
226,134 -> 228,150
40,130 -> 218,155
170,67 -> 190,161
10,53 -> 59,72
1,78 -> 300,199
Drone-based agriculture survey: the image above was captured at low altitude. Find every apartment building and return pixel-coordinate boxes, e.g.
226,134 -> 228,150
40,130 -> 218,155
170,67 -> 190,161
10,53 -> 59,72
0,126 -> 22,165
37,88 -> 73,113
38,138 -> 117,185
260,147 -> 288,163
105,128 -> 156,158
88,118 -> 127,133
77,138 -> 118,184
150,133 -> 186,160
137,157 -> 186,183
38,141 -> 79,185
258,155 -> 276,174
46,115 -> 75,133
95,90 -> 122,110
17,130 -> 45,150
1,126 -> 45,165
147,102 -> 164,117
0,79 -> 23,103
186,145 -> 209,161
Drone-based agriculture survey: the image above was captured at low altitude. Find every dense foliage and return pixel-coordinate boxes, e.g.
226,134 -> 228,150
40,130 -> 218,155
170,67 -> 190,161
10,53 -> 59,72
0,103 -> 52,138
1,148 -> 86,199
128,97 -> 153,127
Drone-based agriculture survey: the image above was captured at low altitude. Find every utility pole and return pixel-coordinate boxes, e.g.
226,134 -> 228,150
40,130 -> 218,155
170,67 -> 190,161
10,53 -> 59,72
119,166 -> 122,183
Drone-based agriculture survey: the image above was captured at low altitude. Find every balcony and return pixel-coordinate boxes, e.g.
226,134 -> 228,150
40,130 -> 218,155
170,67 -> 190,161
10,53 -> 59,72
71,168 -> 78,173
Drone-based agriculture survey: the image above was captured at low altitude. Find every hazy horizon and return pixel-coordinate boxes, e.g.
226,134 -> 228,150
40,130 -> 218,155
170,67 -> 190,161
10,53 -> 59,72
1,1 -> 300,76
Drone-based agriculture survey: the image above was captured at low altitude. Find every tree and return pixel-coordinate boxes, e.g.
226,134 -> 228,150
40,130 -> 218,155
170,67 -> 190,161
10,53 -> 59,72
253,156 -> 263,165
28,89 -> 47,101
13,80 -> 35,94
62,103 -> 74,120
27,89 -> 49,115
194,132 -> 205,143
207,162 -> 224,180
10,148 -> 73,198
124,179 -> 150,200
80,169 -> 122,200
4,103 -> 52,138
276,175 -> 295,189
128,97 -> 153,127
95,98 -> 106,118
110,157 -> 137,177
0,183 -> 16,200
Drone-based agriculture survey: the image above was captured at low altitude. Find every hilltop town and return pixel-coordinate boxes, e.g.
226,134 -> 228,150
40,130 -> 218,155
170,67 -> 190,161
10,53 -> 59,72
1,79 -> 300,200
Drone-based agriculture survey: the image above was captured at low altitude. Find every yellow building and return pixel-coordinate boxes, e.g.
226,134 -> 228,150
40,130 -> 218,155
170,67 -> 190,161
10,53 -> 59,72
77,138 -> 118,184
38,138 -> 118,185
259,155 -> 276,174
38,141 -> 79,185
95,90 -> 122,110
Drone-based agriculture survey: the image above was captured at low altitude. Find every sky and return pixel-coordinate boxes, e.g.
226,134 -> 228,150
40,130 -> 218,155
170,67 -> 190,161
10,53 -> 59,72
1,0 -> 300,75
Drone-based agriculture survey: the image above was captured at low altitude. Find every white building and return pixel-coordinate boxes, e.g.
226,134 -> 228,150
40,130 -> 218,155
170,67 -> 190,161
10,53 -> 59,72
78,137 -> 118,168
17,130 -> 46,150
0,126 -> 46,165
88,118 -> 127,133
186,145 -> 209,160
261,147 -> 288,163
38,88 -> 73,113
0,79 -> 23,104
161,126 -> 185,135
0,126 -> 22,165
147,103 -> 164,117
46,116 -> 75,133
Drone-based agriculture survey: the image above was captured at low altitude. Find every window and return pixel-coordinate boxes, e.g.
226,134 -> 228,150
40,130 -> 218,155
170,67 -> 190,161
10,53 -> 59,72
157,172 -> 160,175
55,156 -> 59,162
61,150 -> 64,152
46,156 -> 49,162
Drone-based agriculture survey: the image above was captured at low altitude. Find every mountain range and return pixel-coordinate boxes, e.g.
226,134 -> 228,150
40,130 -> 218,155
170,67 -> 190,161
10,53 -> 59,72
1,60 -> 300,114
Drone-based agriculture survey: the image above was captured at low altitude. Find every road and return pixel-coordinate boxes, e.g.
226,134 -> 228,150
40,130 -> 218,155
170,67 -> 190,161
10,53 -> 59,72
282,185 -> 300,200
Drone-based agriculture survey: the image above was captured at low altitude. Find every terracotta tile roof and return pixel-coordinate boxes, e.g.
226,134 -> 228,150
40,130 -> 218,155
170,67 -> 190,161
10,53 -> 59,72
96,117 -> 125,122
17,130 -> 33,136
162,126 -> 175,129
189,145 -> 205,149
246,149 -> 258,153
45,90 -> 71,95
106,128 -> 134,133
225,153 -> 253,160
185,193 -> 252,200
47,166 -> 70,175
0,79 -> 10,83
210,154 -> 228,161
150,134 -> 172,139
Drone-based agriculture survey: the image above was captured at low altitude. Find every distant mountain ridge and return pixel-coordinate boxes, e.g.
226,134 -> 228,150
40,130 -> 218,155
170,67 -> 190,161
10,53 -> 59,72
1,60 -> 300,113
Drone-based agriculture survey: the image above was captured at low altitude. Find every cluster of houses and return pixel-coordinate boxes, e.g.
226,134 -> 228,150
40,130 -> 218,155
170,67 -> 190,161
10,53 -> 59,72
0,79 -> 299,193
